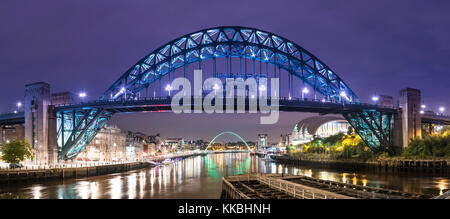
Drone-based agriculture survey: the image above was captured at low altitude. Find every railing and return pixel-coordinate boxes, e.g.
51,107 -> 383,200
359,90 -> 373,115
256,175 -> 354,199
222,177 -> 252,199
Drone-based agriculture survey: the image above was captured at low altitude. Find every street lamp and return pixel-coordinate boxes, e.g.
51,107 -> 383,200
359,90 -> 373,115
421,104 -> 426,109
17,102 -> 22,112
439,107 -> 445,115
259,84 -> 266,91
340,91 -> 347,102
79,92 -> 87,104
372,96 -> 379,104
213,83 -> 220,95
302,87 -> 309,99
165,84 -> 172,96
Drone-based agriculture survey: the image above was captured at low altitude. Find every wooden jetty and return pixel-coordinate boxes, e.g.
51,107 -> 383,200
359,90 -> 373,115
221,173 -> 432,199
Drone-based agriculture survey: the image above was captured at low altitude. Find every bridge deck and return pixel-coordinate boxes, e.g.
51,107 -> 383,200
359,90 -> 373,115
3,97 -> 449,126
421,113 -> 450,125
54,97 -> 396,114
0,112 -> 24,125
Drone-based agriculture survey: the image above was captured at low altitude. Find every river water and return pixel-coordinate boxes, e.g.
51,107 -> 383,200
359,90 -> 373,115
0,152 -> 448,199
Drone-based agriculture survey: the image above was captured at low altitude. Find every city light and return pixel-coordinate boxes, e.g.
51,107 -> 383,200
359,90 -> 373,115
372,96 -> 379,102
213,83 -> 220,95
165,84 -> 172,96
302,87 -> 309,99
340,91 -> 349,101
420,110 -> 424,114
79,92 -> 86,98
439,107 -> 445,114
259,84 -> 266,91
17,102 -> 22,112
421,104 -> 426,109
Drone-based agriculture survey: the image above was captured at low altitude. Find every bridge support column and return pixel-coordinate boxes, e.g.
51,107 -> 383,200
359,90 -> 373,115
393,88 -> 422,153
24,82 -> 51,164
48,106 -> 58,164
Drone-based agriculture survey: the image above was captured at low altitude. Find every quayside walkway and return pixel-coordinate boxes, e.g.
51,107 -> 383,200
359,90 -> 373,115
221,174 -> 432,199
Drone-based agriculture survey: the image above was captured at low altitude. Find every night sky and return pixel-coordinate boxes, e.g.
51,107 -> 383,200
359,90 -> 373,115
1,0 -> 449,142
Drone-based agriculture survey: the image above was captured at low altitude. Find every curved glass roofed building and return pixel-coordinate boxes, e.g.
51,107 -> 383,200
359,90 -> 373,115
291,116 -> 351,145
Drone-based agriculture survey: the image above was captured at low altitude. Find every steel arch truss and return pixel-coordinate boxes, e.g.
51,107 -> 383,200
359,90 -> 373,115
57,26 -> 394,160
343,110 -> 394,153
56,108 -> 113,160
101,26 -> 359,103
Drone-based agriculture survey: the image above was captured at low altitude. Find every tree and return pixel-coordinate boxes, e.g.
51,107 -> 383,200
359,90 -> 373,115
0,140 -> 33,164
286,145 -> 291,154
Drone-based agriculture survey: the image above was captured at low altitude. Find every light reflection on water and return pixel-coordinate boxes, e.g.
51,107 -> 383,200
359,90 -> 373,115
0,153 -> 448,199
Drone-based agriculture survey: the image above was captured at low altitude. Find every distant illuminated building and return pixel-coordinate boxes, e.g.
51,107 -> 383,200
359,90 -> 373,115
291,116 -> 350,145
164,138 -> 184,151
0,124 -> 25,145
279,134 -> 291,147
258,134 -> 268,148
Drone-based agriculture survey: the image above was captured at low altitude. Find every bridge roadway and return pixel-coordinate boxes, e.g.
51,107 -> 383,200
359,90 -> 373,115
0,112 -> 24,126
54,96 -> 396,114
2,97 -> 449,125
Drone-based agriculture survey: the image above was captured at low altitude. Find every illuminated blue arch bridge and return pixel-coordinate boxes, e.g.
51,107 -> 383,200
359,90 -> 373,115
2,26 -> 414,160
204,131 -> 251,152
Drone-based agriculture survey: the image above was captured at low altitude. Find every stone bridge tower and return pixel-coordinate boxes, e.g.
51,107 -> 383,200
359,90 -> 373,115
393,88 -> 422,153
24,82 -> 51,164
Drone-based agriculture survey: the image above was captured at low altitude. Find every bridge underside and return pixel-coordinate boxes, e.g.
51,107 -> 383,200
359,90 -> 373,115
421,114 -> 450,126
55,97 -> 396,160
0,112 -> 25,126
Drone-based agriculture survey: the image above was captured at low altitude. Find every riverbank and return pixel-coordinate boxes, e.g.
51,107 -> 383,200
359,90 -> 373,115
0,161 -> 150,184
270,154 -> 449,173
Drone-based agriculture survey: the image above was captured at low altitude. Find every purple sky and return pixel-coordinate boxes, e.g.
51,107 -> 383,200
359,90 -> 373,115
1,0 -> 449,142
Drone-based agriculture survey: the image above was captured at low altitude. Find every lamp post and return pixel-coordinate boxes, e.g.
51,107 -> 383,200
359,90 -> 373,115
79,91 -> 86,102
340,91 -> 347,103
17,102 -> 22,112
165,84 -> 172,97
302,87 -> 309,100
258,84 -> 266,98
372,96 -> 379,105
213,83 -> 220,95
439,107 -> 445,115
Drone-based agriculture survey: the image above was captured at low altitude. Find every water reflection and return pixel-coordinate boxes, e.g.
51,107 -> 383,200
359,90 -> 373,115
0,152 -> 448,199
